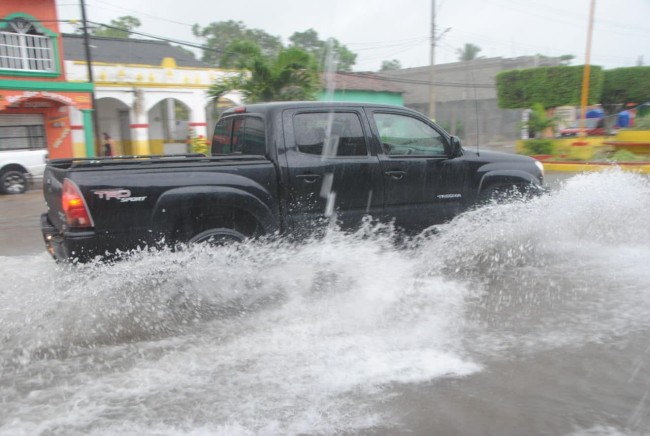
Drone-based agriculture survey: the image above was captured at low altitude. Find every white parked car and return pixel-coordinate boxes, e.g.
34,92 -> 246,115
0,149 -> 48,195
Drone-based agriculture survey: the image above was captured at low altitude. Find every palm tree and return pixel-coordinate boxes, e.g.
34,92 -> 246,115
526,103 -> 559,138
208,40 -> 320,103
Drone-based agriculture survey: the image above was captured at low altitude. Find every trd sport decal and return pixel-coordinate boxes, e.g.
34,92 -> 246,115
93,189 -> 147,202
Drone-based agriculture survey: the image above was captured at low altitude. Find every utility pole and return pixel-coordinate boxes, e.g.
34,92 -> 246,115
579,0 -> 596,137
428,0 -> 436,120
80,0 -> 100,156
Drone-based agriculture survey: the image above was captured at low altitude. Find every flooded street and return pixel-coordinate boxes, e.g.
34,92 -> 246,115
1,170 -> 650,435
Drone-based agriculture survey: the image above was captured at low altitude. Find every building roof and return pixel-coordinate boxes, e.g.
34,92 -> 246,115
321,72 -> 404,94
62,34 -> 209,68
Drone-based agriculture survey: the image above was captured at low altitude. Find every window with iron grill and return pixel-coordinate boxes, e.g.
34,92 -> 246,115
0,125 -> 46,151
0,18 -> 55,73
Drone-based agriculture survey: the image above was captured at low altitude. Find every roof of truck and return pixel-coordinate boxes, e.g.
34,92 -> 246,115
222,101 -> 417,116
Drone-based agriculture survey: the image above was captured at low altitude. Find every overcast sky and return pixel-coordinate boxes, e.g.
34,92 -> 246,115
55,0 -> 650,71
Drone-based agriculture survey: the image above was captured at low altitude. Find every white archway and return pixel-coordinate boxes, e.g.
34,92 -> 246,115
148,98 -> 192,155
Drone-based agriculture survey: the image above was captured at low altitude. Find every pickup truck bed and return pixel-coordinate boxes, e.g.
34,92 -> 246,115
42,154 -> 280,260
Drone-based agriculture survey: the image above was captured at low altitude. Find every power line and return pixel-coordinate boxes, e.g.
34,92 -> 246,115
84,1 -> 195,28
85,21 -> 226,55
337,71 -> 494,89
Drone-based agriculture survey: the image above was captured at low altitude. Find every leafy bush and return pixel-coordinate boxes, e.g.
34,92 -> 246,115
522,102 -> 559,138
188,129 -> 210,155
522,138 -> 555,155
610,149 -> 645,162
633,116 -> 650,130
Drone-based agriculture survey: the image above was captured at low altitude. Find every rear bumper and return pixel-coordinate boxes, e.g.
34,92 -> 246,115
41,213 -> 101,262
41,213 -> 157,262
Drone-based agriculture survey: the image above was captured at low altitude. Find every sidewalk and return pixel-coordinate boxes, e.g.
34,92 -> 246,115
542,161 -> 650,173
0,190 -> 46,256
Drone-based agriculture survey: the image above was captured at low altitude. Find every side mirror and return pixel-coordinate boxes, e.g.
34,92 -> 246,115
449,136 -> 463,157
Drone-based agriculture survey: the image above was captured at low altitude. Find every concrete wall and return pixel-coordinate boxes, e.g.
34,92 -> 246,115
382,56 -> 564,144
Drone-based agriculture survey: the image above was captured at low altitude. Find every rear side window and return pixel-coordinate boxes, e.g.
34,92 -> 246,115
211,116 -> 266,156
293,112 -> 368,157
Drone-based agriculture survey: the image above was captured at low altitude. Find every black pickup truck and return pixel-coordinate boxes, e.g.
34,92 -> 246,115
41,101 -> 545,261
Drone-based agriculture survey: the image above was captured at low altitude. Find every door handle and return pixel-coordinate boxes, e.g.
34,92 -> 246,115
384,170 -> 406,180
296,173 -> 322,184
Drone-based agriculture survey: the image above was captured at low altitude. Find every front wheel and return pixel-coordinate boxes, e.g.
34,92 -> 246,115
189,227 -> 246,246
479,184 -> 522,205
0,170 -> 28,195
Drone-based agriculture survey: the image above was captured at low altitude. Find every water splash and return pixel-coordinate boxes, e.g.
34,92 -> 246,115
2,170 -> 650,434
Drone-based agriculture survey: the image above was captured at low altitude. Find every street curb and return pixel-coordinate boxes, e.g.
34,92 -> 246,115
543,162 -> 650,173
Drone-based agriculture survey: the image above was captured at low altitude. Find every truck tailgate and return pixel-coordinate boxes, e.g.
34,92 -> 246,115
42,164 -> 67,230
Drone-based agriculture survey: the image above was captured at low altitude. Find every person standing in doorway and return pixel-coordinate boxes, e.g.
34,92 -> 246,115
102,132 -> 115,157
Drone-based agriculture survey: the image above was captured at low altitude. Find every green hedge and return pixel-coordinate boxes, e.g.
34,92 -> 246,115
496,65 -> 604,109
602,67 -> 650,107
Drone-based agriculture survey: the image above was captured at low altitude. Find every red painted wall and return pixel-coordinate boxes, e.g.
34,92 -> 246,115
3,102 -> 73,158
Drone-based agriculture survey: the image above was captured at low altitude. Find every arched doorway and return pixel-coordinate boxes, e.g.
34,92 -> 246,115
148,98 -> 191,155
96,97 -> 131,155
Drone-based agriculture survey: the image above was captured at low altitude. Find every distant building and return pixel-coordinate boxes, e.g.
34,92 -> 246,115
319,72 -> 403,105
0,0 -> 94,159
382,56 -> 564,144
62,34 -> 241,156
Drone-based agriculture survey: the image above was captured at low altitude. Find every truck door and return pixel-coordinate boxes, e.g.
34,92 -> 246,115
365,108 -> 467,231
281,108 -> 383,234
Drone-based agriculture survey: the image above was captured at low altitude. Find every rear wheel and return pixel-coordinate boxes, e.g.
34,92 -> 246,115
0,170 -> 28,195
189,227 -> 246,246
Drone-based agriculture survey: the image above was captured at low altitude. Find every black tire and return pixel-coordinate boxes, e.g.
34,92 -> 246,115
189,227 -> 246,246
0,170 -> 28,195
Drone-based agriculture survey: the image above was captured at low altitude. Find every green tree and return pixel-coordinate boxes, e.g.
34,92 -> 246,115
289,29 -> 357,71
288,29 -> 322,54
380,59 -> 402,71
93,15 -> 141,38
456,43 -> 482,61
218,40 -> 262,70
208,41 -> 320,103
192,20 -> 282,67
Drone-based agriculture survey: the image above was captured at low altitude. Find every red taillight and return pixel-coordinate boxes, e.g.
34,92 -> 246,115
62,179 -> 93,228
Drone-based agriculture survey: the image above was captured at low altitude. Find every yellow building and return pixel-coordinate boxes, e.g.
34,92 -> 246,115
63,34 -> 241,156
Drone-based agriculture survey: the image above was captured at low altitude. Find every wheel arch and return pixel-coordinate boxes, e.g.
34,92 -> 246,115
0,163 -> 29,175
476,170 -> 541,202
150,186 -> 280,241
